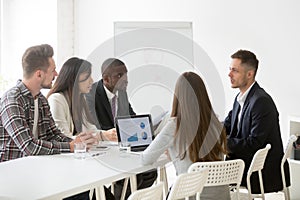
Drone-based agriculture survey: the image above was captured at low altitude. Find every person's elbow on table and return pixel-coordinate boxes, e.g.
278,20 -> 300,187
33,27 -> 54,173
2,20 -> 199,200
140,153 -> 154,165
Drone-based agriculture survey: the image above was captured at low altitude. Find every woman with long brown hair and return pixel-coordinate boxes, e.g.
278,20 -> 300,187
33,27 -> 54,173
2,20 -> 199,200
141,71 -> 229,199
47,57 -> 117,200
47,57 -> 117,141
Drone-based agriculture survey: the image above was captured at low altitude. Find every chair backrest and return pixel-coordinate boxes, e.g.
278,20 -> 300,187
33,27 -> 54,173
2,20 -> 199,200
167,168 -> 209,200
188,159 -> 245,187
248,144 -> 271,174
282,135 -> 297,163
281,134 -> 297,200
127,182 -> 164,200
246,144 -> 271,200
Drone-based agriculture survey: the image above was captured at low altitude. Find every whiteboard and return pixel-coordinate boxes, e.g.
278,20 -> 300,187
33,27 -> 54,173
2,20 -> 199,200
114,21 -> 194,118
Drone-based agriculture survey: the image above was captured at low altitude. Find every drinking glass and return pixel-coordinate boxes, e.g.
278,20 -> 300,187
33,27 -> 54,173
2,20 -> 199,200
74,142 -> 87,159
119,142 -> 131,157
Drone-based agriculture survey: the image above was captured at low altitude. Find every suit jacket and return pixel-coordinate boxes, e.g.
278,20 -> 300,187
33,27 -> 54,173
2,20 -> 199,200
86,80 -> 136,130
224,82 -> 290,193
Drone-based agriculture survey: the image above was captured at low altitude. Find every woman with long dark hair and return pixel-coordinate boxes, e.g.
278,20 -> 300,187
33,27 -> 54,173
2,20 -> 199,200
47,57 -> 117,141
141,71 -> 229,199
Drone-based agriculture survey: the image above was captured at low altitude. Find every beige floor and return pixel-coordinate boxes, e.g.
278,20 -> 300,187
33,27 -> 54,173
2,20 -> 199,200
238,189 -> 285,200
164,163 -> 286,200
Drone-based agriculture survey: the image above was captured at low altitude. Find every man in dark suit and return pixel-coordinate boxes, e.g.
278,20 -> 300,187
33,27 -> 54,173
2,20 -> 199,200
86,58 -> 157,199
88,58 -> 135,130
224,50 -> 290,193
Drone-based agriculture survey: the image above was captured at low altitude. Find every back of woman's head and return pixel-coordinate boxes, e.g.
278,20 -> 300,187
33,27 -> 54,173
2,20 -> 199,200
173,71 -> 212,116
172,72 -> 227,162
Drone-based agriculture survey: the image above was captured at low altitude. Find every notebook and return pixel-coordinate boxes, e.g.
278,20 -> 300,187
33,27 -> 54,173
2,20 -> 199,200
115,114 -> 154,152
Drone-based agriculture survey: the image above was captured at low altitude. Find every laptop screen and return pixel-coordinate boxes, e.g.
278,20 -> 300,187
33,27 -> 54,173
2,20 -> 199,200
115,114 -> 154,148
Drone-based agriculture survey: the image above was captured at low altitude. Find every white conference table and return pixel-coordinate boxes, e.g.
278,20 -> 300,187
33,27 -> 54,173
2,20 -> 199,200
0,146 -> 169,200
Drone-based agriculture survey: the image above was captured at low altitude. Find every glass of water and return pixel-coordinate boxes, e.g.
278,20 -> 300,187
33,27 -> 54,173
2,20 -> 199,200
74,142 -> 87,159
119,142 -> 131,157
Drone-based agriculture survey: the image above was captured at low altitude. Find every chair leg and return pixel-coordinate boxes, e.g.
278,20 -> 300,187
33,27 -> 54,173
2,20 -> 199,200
284,187 -> 290,200
196,192 -> 201,200
258,171 -> 265,200
246,174 -> 253,200
159,166 -> 169,199
236,186 -> 240,200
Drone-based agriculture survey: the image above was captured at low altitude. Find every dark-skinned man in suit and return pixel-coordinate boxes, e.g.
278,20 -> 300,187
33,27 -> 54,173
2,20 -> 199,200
87,58 -> 157,199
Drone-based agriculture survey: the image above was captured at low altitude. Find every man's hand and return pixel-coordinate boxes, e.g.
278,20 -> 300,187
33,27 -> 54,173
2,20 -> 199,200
102,128 -> 118,142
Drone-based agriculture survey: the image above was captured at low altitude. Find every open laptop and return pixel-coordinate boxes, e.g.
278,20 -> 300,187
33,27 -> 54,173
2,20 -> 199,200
115,114 -> 155,152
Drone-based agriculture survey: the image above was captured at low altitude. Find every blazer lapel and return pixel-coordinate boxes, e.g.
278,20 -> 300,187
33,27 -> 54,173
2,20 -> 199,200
237,82 -> 259,130
231,100 -> 240,134
96,80 -> 114,123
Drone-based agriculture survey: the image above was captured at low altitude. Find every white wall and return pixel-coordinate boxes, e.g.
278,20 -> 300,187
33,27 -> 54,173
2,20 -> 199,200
0,0 -> 57,85
72,0 -> 300,143
57,0 -> 74,67
0,0 -> 72,95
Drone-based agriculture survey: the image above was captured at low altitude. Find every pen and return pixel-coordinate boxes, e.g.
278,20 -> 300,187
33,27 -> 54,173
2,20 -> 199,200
91,152 -> 106,157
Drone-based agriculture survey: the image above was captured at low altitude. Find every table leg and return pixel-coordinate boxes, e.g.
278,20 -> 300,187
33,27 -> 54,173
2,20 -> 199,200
110,182 -> 115,194
95,185 -> 106,200
89,189 -> 94,199
130,175 -> 137,192
120,178 -> 129,200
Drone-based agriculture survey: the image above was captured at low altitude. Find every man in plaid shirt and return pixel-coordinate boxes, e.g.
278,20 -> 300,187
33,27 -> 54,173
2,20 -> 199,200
0,44 -> 105,200
0,44 -> 96,162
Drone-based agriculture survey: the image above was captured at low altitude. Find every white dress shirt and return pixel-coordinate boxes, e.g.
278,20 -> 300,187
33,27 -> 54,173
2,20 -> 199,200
103,85 -> 118,116
237,81 -> 256,124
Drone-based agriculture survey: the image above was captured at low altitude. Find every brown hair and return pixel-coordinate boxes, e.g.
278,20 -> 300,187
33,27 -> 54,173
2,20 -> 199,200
22,44 -> 54,78
171,72 -> 227,162
231,49 -> 259,76
47,57 -> 93,133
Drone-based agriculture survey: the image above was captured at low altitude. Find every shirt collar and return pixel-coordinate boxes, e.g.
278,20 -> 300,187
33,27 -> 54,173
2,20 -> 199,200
17,80 -> 42,100
103,85 -> 118,100
237,81 -> 255,105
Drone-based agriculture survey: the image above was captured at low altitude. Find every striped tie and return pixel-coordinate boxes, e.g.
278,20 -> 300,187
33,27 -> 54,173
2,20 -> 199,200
111,95 -> 117,120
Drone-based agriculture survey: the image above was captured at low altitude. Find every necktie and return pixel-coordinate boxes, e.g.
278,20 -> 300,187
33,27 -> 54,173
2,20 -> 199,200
111,95 -> 117,120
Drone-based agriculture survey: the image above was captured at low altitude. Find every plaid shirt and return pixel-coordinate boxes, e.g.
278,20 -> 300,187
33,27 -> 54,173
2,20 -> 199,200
0,80 -> 72,162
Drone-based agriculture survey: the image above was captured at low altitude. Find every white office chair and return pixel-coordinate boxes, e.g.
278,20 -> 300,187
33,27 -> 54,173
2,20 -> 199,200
188,159 -> 245,200
167,168 -> 209,200
281,135 -> 297,200
127,182 -> 163,200
245,144 -> 271,200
